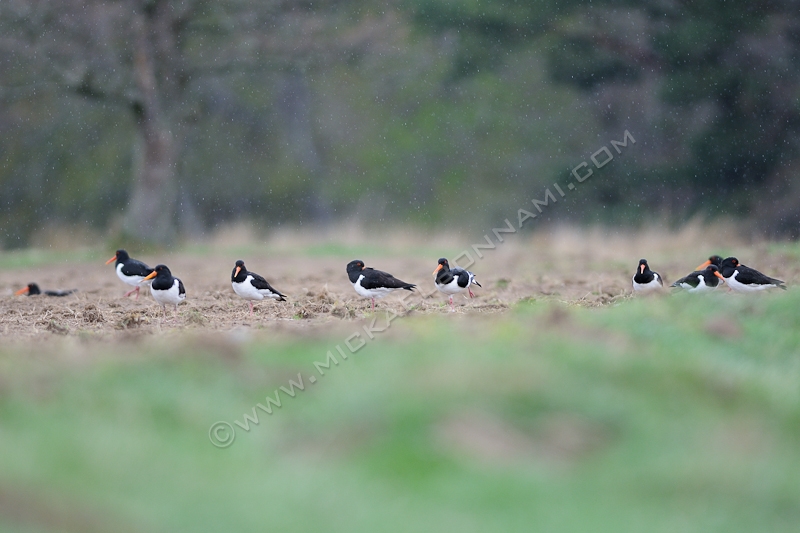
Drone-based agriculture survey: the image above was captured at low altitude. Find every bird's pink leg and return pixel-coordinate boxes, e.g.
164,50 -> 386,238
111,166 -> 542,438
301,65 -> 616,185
449,296 -> 455,312
249,301 -> 254,316
124,286 -> 140,298
468,288 -> 474,298
371,298 -> 375,311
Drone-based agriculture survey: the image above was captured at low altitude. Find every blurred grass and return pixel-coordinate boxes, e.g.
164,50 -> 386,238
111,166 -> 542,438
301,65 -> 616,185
1,291 -> 800,532
182,238 -> 466,262
0,229 -> 461,273
0,248 -> 103,271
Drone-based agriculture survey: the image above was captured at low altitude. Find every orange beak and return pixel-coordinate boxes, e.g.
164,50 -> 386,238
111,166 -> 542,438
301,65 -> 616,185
714,271 -> 724,280
142,271 -> 157,281
639,264 -> 645,274
14,286 -> 29,295
234,266 -> 241,277
433,264 -> 443,275
105,255 -> 117,265
695,260 -> 711,271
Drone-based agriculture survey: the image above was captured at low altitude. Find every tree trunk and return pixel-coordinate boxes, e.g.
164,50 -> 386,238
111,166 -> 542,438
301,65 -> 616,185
124,3 -> 177,244
277,68 -> 332,223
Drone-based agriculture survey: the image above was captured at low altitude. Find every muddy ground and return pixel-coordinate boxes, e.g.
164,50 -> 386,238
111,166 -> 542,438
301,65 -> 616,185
1,228 -> 796,340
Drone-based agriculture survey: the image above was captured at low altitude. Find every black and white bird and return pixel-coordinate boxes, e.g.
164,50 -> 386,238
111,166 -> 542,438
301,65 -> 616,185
231,259 -> 287,316
106,249 -> 153,299
142,264 -> 186,318
670,265 -> 725,292
433,258 -> 481,311
719,257 -> 786,292
15,283 -> 76,297
632,259 -> 663,292
346,260 -> 416,310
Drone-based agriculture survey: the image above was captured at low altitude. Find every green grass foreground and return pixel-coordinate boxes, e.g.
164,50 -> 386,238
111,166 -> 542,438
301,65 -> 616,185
1,291 -> 799,532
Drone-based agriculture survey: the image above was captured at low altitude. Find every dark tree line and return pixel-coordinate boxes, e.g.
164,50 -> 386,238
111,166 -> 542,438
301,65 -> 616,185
0,0 -> 377,244
410,0 -> 800,235
1,0 -> 799,247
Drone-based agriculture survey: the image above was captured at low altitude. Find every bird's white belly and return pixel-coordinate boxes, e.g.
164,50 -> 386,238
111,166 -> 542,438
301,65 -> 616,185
688,276 -> 716,293
435,278 -> 464,295
632,275 -> 661,292
232,277 -> 265,301
151,281 -> 185,306
117,263 -> 150,287
354,276 -> 393,299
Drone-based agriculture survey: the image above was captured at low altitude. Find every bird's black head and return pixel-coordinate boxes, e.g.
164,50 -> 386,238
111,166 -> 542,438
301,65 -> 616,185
106,249 -> 130,265
721,257 -> 739,268
232,260 -> 247,282
695,255 -> 723,271
433,258 -> 450,276
638,259 -> 650,274
346,260 -> 365,273
719,257 -> 739,276
143,265 -> 176,290
151,264 -> 171,278
704,264 -> 725,281
346,260 -> 365,283
15,283 -> 41,296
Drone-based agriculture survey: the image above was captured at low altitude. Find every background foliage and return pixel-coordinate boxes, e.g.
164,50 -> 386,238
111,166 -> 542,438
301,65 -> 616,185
1,0 -> 799,247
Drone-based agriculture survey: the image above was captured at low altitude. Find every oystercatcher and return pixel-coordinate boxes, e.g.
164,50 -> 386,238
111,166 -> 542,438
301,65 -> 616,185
433,258 -> 481,311
695,255 -> 724,271
14,283 -> 76,297
346,260 -> 416,310
632,259 -> 663,292
231,259 -> 287,316
106,249 -> 153,299
142,264 -> 186,318
670,265 -> 725,292
719,257 -> 786,292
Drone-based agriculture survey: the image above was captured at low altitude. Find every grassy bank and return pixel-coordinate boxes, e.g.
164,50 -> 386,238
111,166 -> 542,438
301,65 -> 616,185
1,289 -> 799,532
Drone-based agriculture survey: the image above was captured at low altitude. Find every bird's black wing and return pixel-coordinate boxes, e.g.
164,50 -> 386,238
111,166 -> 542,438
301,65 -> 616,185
177,278 -> 186,296
44,289 -> 77,297
671,272 -> 699,288
121,258 -> 152,277
362,268 -> 416,290
736,267 -> 786,288
435,270 -> 456,286
249,272 -> 287,300
450,268 -> 472,289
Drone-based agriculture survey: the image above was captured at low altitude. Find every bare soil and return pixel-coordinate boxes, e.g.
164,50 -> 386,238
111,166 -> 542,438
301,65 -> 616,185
1,227 -> 796,340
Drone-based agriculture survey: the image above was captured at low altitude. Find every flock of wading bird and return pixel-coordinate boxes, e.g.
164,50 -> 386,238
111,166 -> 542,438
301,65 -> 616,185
13,250 -> 787,319
632,256 -> 786,293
